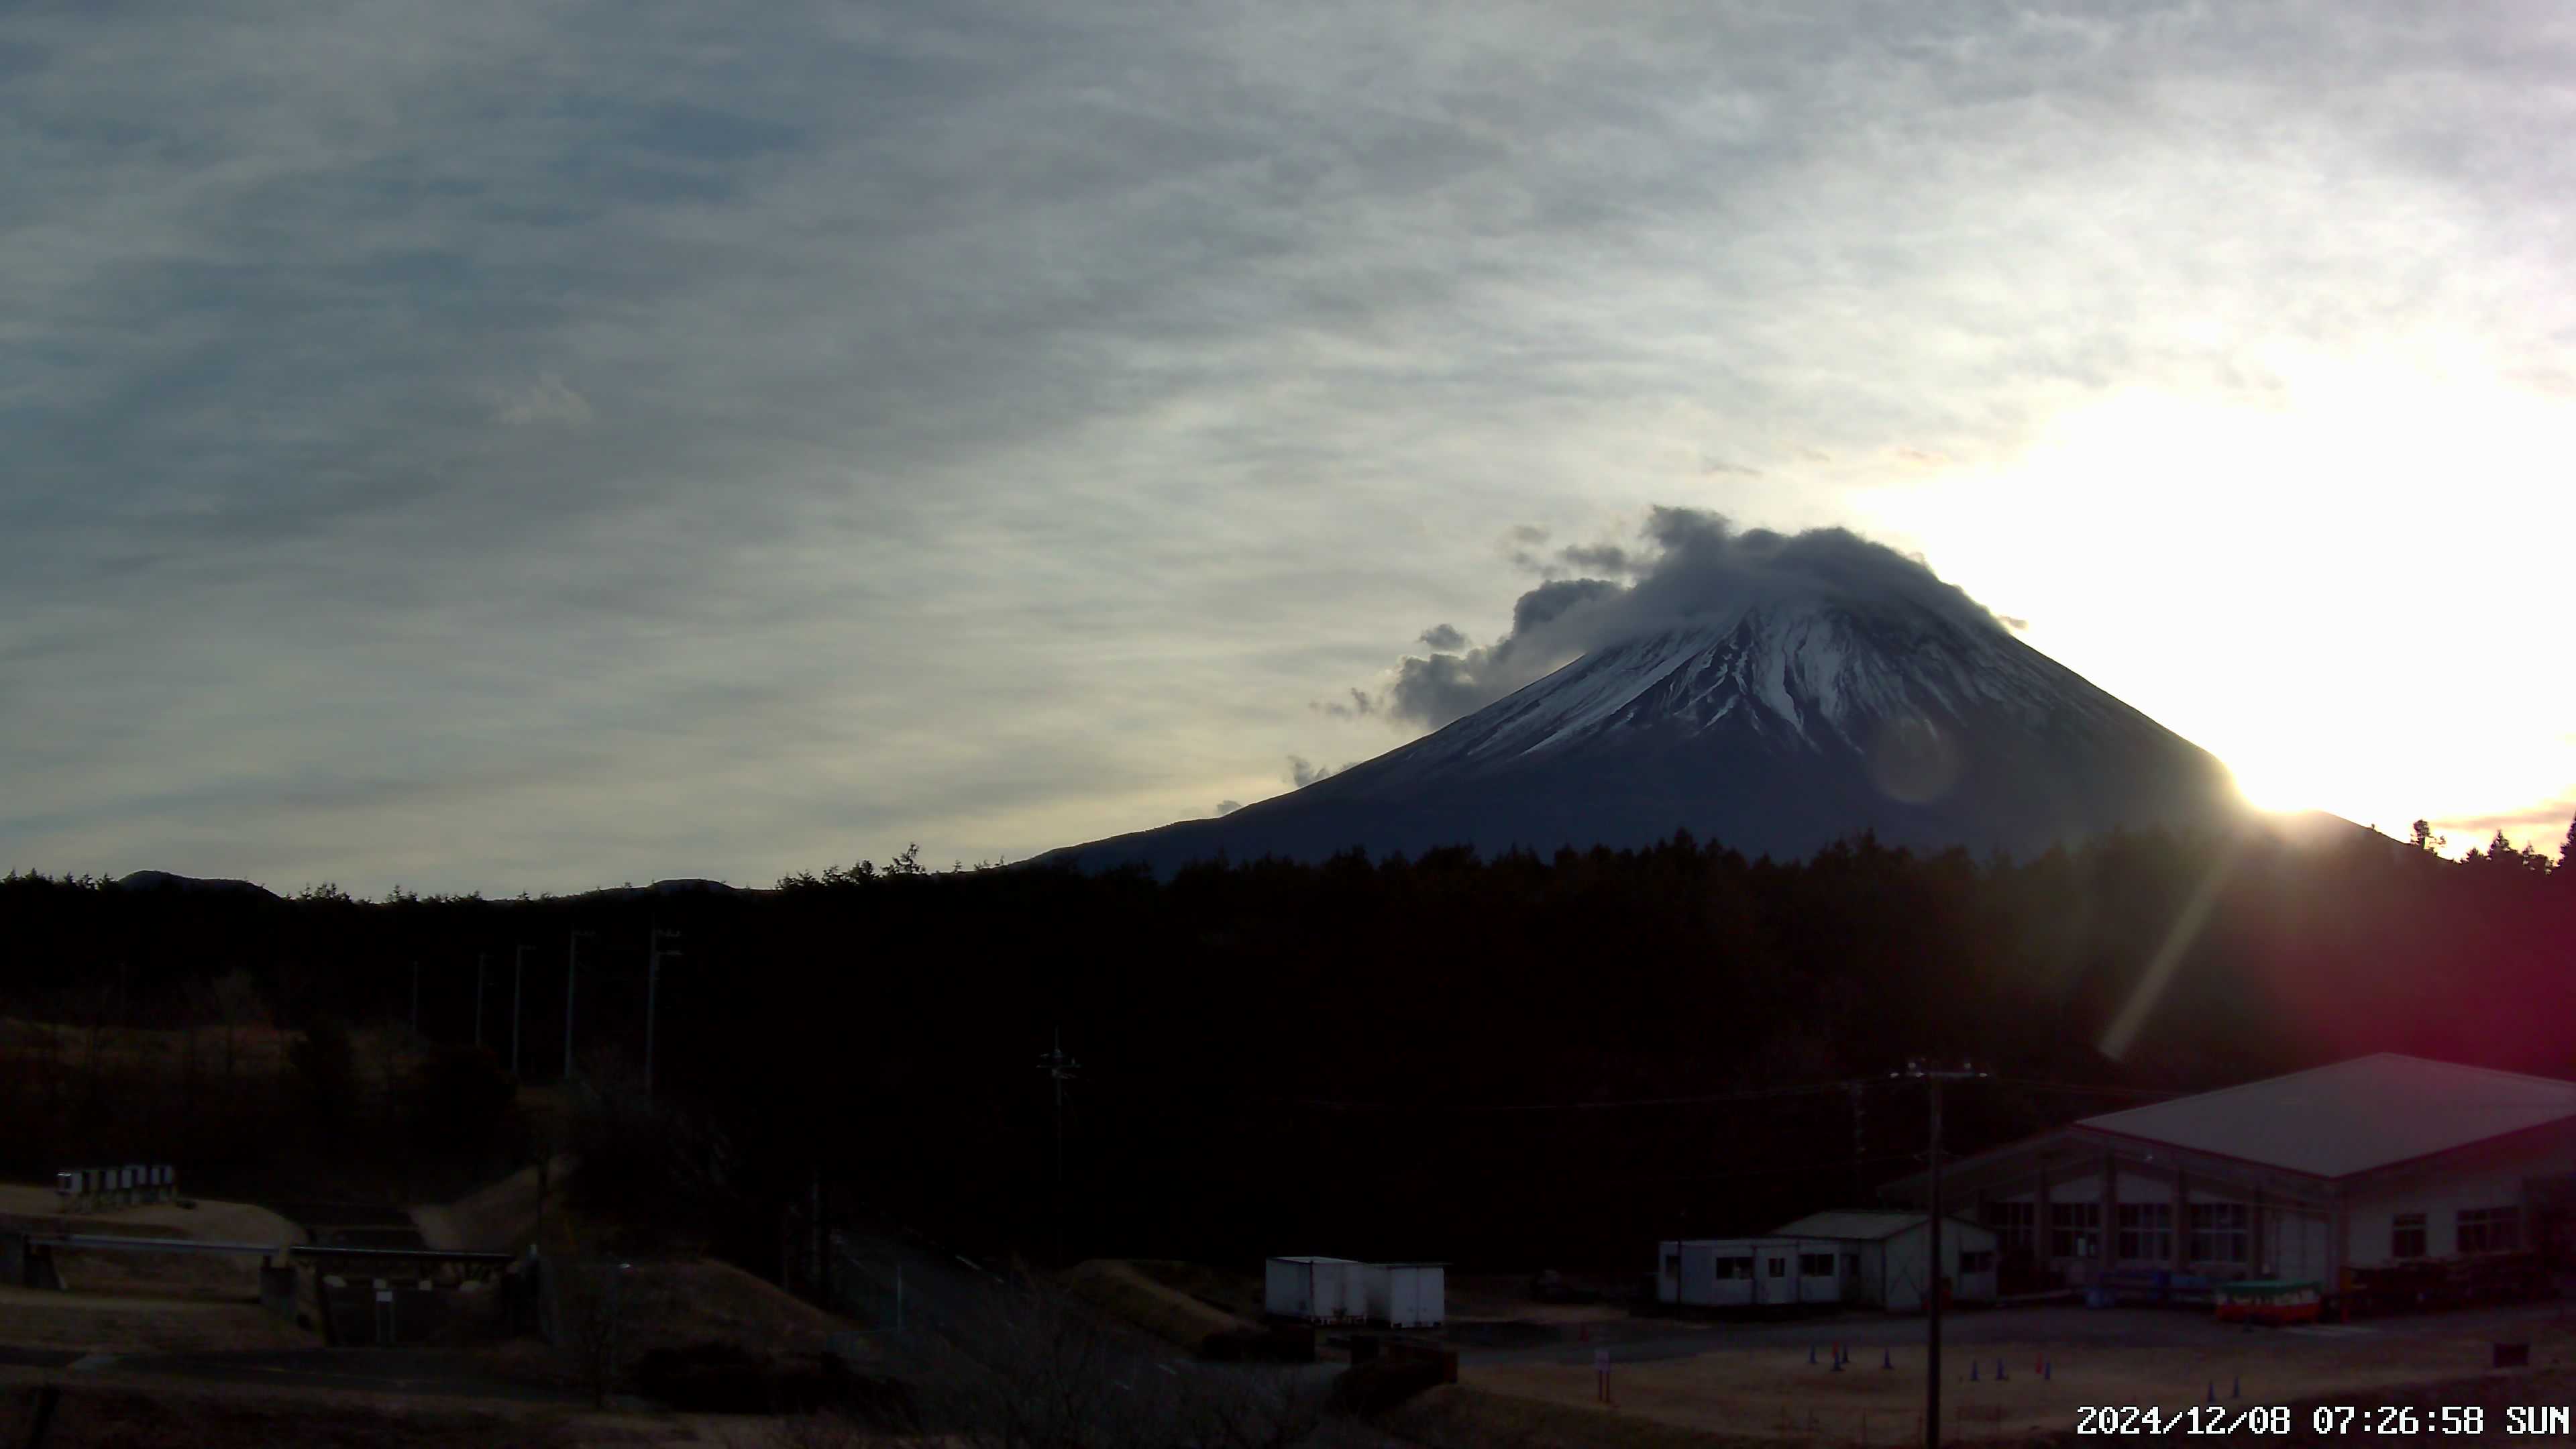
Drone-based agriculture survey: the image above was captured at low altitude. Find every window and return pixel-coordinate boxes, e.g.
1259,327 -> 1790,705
1982,1201 -> 2035,1254
2118,1203 -> 2174,1262
2050,1202 -> 2100,1258
2391,1214 -> 2426,1259
1799,1253 -> 1836,1277
1958,1249 -> 1996,1273
2189,1203 -> 2250,1263
1768,1256 -> 1786,1277
1716,1256 -> 1753,1279
2458,1207 -> 2521,1254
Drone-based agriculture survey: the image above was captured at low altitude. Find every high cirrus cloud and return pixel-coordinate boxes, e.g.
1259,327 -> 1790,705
1364,508 -> 2012,729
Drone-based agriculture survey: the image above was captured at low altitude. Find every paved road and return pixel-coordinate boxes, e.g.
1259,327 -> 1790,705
42,1346 -> 583,1403
1456,1300 -> 2576,1368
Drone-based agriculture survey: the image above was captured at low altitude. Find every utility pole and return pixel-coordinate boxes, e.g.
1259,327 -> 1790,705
1896,1059 -> 1987,1449
1036,1027 -> 1080,1262
564,930 -> 595,1082
645,926 -> 680,1096
474,953 -> 487,1049
511,945 -> 531,1078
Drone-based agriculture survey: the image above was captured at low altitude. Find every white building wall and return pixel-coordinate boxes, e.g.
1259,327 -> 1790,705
2266,1207 -> 2331,1282
2346,1159 -> 2546,1269
1872,1222 -> 1996,1312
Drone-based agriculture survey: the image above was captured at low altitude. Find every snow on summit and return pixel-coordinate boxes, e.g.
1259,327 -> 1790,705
1037,513 -> 2255,876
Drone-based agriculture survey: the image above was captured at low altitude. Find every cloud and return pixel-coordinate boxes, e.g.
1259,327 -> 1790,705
1417,624 -> 1467,651
1287,756 -> 1356,788
493,373 -> 596,427
1311,687 -> 1376,719
1361,509 -> 2010,729
1551,544 -> 1634,577
1214,799 -> 1242,816
1701,457 -> 1762,476
5,0 -> 2571,894
2435,798 -> 2576,836
1998,615 -> 2031,633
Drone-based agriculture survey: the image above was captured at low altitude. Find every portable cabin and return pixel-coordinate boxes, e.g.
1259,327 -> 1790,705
1656,1236 -> 1854,1308
1265,1256 -> 1368,1323
1362,1262 -> 1446,1328
1770,1211 -> 1999,1311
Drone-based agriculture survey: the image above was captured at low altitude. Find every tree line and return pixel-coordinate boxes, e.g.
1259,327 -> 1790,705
3,813 -> 2572,1272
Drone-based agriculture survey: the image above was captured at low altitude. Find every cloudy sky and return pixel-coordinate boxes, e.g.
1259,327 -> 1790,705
7,0 -> 2573,896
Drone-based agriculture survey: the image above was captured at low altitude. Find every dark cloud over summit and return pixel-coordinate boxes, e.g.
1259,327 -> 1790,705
1368,509 -> 2012,729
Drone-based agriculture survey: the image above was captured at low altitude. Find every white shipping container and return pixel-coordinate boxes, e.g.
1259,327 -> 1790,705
1362,1263 -> 1446,1328
1265,1256 -> 1367,1323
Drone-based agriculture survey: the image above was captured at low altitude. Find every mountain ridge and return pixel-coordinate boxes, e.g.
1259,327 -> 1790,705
1036,591 -> 2293,877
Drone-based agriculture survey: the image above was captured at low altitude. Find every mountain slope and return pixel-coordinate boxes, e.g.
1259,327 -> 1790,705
1038,594 -> 2257,876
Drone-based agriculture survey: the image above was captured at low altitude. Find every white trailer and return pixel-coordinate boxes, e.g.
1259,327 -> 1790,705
1362,1262 -> 1446,1328
1265,1256 -> 1368,1323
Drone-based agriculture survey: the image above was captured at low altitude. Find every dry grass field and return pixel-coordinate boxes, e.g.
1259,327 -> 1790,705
1057,1258 -> 1260,1350
0,1285 -> 311,1354
0,1016 -> 421,1093
0,1371 -> 851,1449
1460,1320 -> 2576,1446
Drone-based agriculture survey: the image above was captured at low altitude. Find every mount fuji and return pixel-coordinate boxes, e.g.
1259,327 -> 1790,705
1038,578 -> 2261,877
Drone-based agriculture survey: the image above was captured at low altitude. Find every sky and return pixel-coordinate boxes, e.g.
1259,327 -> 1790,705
5,0 -> 2573,897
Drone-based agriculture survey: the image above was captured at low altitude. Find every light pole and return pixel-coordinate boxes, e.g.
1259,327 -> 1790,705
564,930 -> 595,1082
512,944 -> 531,1078
645,926 -> 680,1096
1036,1027 -> 1081,1262
1897,1059 -> 1987,1449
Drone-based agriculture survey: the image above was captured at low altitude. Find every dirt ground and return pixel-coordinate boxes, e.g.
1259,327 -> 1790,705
1063,1260 -> 1261,1349
0,1368 -> 864,1448
0,1285 -> 311,1354
0,1182 -> 308,1307
0,1183 -> 305,1244
411,1154 -> 570,1254
1450,1273 -> 1635,1327
1466,1318 -> 2576,1445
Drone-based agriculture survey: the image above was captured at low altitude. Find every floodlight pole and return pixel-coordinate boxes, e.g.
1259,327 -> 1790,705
646,926 -> 681,1096
565,930 -> 595,1081
512,944 -> 530,1078
1036,1028 -> 1081,1262
1898,1059 -> 1986,1449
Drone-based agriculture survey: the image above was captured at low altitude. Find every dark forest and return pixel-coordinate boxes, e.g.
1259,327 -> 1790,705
5,818 -> 2571,1281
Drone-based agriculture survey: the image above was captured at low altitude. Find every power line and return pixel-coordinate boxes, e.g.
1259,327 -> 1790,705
1254,1078 -> 1866,1113
1986,1075 -> 2182,1101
